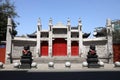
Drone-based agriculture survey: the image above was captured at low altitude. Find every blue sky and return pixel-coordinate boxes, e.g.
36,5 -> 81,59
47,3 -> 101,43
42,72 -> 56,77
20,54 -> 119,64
12,0 -> 120,37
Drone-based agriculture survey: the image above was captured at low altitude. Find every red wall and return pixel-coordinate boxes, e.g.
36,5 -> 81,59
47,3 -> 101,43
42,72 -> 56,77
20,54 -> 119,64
0,45 -> 6,63
113,44 -> 120,62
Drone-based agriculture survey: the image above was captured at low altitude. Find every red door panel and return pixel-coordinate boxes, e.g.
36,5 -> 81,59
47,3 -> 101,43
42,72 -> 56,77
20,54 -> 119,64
53,38 -> 67,56
113,44 -> 120,62
71,41 -> 79,56
41,41 -> 48,56
0,45 -> 6,63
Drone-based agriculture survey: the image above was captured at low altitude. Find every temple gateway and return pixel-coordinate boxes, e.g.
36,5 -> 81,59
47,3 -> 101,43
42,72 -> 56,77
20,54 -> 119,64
1,18 -> 114,63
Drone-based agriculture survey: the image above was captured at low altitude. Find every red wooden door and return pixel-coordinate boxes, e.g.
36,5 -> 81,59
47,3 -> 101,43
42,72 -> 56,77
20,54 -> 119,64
71,41 -> 79,56
53,38 -> 67,56
113,44 -> 120,62
0,44 -> 6,63
41,41 -> 48,56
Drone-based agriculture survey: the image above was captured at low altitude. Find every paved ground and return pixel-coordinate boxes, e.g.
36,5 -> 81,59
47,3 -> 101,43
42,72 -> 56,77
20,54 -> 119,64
0,63 -> 120,71
0,63 -> 120,80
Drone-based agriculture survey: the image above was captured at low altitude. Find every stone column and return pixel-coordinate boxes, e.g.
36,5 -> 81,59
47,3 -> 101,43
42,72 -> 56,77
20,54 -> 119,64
78,18 -> 83,57
106,18 -> 113,63
6,17 -> 12,63
36,18 -> 41,57
48,18 -> 53,57
67,18 -> 71,57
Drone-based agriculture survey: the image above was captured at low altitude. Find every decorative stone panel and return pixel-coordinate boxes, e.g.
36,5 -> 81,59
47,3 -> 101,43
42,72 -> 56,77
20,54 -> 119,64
12,41 -> 36,59
83,40 -> 107,58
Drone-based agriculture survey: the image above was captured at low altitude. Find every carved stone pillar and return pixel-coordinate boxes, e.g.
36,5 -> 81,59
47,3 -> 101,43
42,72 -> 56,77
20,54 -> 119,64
48,18 -> 53,57
36,18 -> 41,57
78,18 -> 83,57
67,18 -> 71,57
6,17 -> 12,63
106,18 -> 113,63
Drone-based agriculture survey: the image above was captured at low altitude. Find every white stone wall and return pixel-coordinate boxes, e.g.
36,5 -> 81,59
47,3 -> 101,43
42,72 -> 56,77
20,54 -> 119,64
12,41 -> 36,59
12,39 -> 108,59
12,46 -> 23,58
83,40 -> 108,58
96,45 -> 107,57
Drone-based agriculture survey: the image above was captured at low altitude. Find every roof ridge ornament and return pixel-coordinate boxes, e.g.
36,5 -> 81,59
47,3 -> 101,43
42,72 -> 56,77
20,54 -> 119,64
49,17 -> 53,26
78,18 -> 82,26
7,17 -> 12,26
37,18 -> 42,26
55,22 -> 65,26
67,18 -> 71,26
106,18 -> 111,26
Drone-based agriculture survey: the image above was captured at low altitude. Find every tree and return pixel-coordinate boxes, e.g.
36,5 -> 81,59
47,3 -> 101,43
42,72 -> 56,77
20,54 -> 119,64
0,0 -> 19,42
113,30 -> 120,44
112,20 -> 120,44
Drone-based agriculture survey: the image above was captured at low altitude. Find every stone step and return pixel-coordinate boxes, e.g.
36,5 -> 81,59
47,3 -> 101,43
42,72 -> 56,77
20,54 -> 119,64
33,57 -> 86,63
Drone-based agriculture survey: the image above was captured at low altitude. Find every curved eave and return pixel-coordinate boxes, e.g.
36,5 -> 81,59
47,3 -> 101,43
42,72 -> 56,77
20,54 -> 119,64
83,33 -> 90,38
27,35 -> 37,38
93,32 -> 107,37
12,37 -> 36,42
83,37 -> 107,42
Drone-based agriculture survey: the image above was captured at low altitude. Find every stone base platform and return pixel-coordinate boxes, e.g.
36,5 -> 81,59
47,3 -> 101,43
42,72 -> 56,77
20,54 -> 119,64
1,63 -> 120,72
33,57 -> 86,63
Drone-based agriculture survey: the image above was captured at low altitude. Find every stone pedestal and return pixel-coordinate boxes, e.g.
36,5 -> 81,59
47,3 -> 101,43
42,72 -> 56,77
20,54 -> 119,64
20,46 -> 32,69
87,45 -> 100,68
20,56 -> 32,69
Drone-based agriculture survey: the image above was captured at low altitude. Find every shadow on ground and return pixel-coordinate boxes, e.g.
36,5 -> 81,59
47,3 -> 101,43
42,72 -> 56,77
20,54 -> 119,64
0,70 -> 120,80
